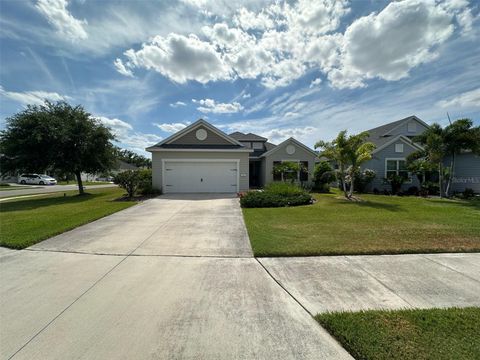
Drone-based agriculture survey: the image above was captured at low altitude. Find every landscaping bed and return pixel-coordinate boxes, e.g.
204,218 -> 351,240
243,190 -> 480,256
316,307 -> 480,360
0,187 -> 136,249
240,182 -> 313,208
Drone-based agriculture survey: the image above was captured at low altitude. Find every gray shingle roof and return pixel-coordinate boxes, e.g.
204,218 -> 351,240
228,132 -> 267,141
365,115 -> 425,148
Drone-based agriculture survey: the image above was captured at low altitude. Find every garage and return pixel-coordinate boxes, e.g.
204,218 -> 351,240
163,160 -> 239,193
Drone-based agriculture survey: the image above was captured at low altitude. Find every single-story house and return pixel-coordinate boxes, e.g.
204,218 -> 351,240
146,119 -> 318,193
362,115 -> 480,193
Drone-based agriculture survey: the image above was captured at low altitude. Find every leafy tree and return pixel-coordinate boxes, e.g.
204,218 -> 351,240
316,131 -> 375,199
0,101 -> 116,195
313,161 -> 336,192
115,147 -> 152,168
272,161 -> 303,183
409,119 -> 480,198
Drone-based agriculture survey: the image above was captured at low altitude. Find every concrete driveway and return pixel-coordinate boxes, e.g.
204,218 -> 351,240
0,194 -> 352,360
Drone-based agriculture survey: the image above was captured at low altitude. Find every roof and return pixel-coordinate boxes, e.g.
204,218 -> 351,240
365,115 -> 429,148
146,119 -> 246,151
228,131 -> 267,142
261,137 -> 318,158
116,160 -> 140,170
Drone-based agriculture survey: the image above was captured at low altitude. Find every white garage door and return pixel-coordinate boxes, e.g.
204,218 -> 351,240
164,161 -> 238,193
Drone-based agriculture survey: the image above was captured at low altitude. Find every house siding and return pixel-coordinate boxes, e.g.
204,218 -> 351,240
263,141 -> 317,185
363,140 -> 420,192
169,126 -> 233,146
445,153 -> 480,193
386,119 -> 429,138
152,151 -> 249,192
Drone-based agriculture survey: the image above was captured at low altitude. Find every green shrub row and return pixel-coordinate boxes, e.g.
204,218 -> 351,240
240,182 -> 313,208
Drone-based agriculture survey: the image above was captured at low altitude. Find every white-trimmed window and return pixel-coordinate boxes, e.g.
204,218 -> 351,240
386,159 -> 410,181
395,143 -> 404,153
407,122 -> 417,132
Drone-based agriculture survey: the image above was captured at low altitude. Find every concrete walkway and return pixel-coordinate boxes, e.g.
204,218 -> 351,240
0,195 -> 351,360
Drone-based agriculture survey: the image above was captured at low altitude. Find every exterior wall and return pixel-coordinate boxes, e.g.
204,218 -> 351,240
445,152 -> 480,193
386,119 -> 428,138
169,126 -> 232,146
363,139 -> 420,191
259,158 -> 266,187
152,151 -> 250,192
263,141 -> 317,185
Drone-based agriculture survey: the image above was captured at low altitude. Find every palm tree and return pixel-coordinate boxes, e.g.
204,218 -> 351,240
316,131 -> 375,199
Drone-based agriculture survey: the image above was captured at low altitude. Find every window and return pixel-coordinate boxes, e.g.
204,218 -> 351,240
395,143 -> 404,153
273,161 -> 282,181
407,122 -> 416,132
300,161 -> 308,182
386,159 -> 409,180
252,142 -> 263,150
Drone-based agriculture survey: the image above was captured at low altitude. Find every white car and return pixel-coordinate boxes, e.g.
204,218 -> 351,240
18,174 -> 57,185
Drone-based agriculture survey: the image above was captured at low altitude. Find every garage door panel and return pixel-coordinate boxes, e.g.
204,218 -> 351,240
164,161 -> 238,193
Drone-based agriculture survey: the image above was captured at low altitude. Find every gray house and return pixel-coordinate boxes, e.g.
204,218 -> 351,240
146,119 -> 318,193
362,115 -> 480,193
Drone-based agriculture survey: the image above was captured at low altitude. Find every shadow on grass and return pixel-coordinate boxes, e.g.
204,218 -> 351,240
432,198 -> 480,210
0,192 -> 102,212
334,199 -> 403,212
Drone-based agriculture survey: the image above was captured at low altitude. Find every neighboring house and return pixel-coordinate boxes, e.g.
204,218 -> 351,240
362,115 -> 480,193
81,160 -> 140,181
146,119 -> 318,193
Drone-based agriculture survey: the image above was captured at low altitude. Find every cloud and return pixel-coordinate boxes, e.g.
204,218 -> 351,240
35,0 -> 88,41
98,116 -> 161,154
309,77 -> 322,88
169,101 -> 187,108
437,88 -> 480,108
122,33 -> 232,83
261,126 -> 316,143
153,122 -> 189,132
192,98 -> 244,113
114,58 -> 134,77
0,85 -> 71,106
330,0 -> 454,88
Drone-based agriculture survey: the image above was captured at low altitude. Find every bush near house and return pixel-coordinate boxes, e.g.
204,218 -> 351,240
240,182 -> 312,208
313,161 -> 336,193
113,169 -> 159,198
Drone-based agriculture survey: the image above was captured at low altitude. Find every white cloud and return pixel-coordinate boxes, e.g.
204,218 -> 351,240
122,33 -> 232,83
261,126 -> 316,143
309,78 -> 322,88
35,0 -> 88,41
437,88 -> 480,108
153,122 -> 189,132
0,85 -> 70,106
192,98 -> 244,113
98,116 -> 161,154
330,0 -> 454,88
169,101 -> 187,108
114,58 -> 134,77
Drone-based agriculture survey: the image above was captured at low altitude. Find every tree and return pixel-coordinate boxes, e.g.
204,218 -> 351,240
316,131 -> 375,199
410,119 -> 479,198
115,148 -> 152,168
313,161 -> 336,192
0,101 -> 116,195
272,161 -> 303,183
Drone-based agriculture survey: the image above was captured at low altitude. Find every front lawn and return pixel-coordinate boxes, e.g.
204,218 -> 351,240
243,191 -> 480,256
316,307 -> 480,360
0,187 -> 135,249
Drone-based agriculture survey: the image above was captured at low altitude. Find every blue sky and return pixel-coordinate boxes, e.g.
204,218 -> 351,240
1,0 -> 479,155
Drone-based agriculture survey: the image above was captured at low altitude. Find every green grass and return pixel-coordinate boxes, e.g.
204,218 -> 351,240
243,190 -> 480,256
316,307 -> 480,360
0,187 -> 135,249
56,181 -> 113,185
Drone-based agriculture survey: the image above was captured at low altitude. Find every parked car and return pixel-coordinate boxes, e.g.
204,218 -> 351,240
95,176 -> 114,182
18,174 -> 57,185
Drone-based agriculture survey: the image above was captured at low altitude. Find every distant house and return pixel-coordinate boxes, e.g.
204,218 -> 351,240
146,119 -> 318,193
362,115 -> 480,193
81,160 -> 140,181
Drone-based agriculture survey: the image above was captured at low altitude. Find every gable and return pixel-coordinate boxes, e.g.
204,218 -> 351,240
263,138 -> 317,161
373,136 -> 421,158
384,117 -> 429,137
169,125 -> 233,146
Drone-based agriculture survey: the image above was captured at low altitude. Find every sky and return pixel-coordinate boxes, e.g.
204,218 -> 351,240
1,0 -> 479,156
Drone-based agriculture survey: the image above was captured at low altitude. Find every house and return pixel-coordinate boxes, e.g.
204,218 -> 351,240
146,119 -> 318,193
81,160 -> 140,182
362,115 -> 480,193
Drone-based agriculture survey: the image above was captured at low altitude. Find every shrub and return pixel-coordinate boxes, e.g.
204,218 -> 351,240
355,168 -> 376,193
407,186 -> 419,196
114,169 -> 153,198
240,191 -> 312,208
462,188 -> 475,199
385,174 -> 406,195
421,181 -> 440,196
313,161 -> 335,193
272,161 -> 303,183
241,182 -> 313,208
